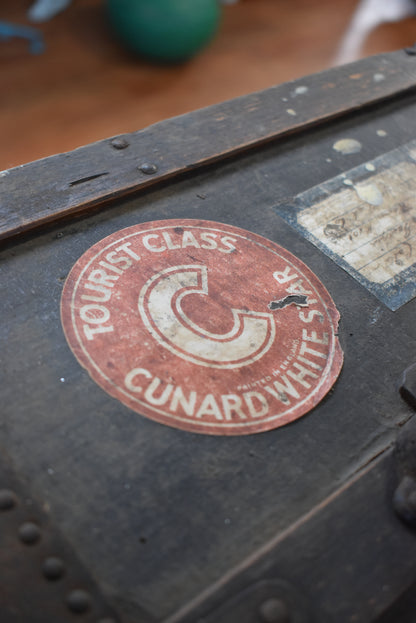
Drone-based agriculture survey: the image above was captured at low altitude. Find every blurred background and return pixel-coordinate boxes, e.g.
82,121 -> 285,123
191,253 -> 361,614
1,0 -> 416,171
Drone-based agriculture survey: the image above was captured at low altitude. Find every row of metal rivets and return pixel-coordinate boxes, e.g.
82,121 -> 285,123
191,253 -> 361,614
110,137 -> 159,175
0,488 -> 116,622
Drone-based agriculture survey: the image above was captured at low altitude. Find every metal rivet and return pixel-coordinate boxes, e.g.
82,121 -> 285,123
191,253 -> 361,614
0,489 -> 17,511
42,557 -> 66,581
138,162 -> 158,175
259,598 -> 292,623
393,475 -> 416,528
399,362 -> 416,409
111,138 -> 129,150
18,522 -> 41,545
66,589 -> 92,614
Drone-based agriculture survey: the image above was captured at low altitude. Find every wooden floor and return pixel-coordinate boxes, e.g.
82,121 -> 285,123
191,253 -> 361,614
2,0 -> 416,171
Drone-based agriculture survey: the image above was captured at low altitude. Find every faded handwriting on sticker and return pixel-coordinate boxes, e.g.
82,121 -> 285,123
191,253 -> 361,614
298,162 -> 416,284
275,140 -> 416,310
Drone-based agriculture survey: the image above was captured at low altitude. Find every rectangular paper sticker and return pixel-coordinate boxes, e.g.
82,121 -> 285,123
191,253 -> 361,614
275,141 -> 416,310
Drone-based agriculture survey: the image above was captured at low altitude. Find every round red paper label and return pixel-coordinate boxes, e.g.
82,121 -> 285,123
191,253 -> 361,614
61,219 -> 343,435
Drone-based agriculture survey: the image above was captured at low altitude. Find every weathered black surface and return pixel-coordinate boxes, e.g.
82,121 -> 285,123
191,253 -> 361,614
1,51 -> 416,622
168,452 -> 416,623
0,452 -> 120,623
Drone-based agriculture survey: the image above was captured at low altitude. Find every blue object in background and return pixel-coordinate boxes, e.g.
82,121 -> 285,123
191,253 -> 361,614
0,21 -> 45,54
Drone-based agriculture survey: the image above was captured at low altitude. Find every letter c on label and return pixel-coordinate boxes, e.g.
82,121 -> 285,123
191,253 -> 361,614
142,234 -> 166,252
125,368 -> 152,393
138,265 -> 276,369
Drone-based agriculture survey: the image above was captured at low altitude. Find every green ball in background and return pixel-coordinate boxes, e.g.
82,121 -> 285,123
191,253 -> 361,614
106,0 -> 221,63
